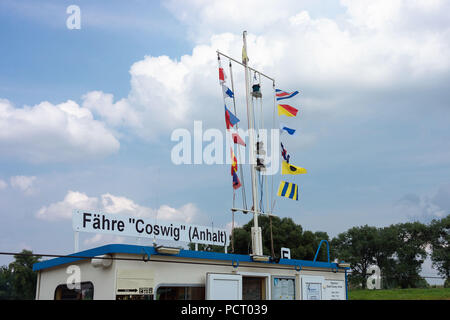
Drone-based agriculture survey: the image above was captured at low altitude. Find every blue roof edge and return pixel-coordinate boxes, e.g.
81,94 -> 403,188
33,244 -> 348,271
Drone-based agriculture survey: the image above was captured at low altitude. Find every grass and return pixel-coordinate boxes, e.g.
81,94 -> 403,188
349,287 -> 450,300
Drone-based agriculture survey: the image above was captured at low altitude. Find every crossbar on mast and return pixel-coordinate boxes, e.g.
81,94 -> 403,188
230,208 -> 277,217
216,50 -> 275,83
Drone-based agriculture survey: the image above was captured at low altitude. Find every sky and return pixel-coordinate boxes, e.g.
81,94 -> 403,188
0,0 -> 449,283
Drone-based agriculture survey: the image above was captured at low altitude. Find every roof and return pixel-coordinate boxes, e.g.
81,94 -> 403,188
33,244 -> 348,272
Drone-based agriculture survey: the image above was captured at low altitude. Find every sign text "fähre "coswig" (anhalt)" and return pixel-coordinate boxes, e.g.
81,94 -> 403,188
72,210 -> 229,246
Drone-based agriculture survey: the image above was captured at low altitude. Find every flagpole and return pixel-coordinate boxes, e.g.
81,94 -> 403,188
242,31 -> 263,256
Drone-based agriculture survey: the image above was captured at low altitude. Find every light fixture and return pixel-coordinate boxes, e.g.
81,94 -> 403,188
251,255 -> 271,262
338,261 -> 351,268
91,254 -> 113,268
156,246 -> 181,255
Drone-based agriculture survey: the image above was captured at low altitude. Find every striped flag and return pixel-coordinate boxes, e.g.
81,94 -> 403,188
277,181 -> 299,200
280,124 -> 296,135
278,104 -> 298,117
281,142 -> 290,163
230,148 -> 238,174
276,89 -> 299,101
218,60 -> 227,84
232,170 -> 241,189
222,85 -> 234,98
225,105 -> 240,129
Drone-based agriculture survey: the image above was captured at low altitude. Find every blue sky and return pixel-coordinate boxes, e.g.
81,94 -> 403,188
0,1 -> 449,282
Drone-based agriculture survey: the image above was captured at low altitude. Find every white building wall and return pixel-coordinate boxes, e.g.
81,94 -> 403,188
36,253 -> 347,300
36,258 -> 117,300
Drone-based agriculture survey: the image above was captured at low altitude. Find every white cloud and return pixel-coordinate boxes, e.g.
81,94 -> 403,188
395,184 -> 450,222
36,190 -> 201,224
0,179 -> 7,190
36,190 -> 99,220
10,175 -> 36,194
0,99 -> 120,163
82,234 -> 126,247
80,0 -> 450,143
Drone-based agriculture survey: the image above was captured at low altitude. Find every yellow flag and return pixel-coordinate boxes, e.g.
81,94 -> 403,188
282,161 -> 307,175
242,46 -> 248,64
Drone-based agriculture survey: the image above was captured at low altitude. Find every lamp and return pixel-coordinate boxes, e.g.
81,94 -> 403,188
338,261 -> 351,268
251,255 -> 270,262
156,246 -> 181,255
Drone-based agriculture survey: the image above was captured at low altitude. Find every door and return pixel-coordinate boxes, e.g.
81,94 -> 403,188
206,273 -> 242,300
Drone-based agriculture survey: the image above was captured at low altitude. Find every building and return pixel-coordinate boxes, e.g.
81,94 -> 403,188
33,243 -> 349,300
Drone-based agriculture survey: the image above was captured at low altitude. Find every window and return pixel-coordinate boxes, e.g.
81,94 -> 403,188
271,277 -> 295,300
156,286 -> 205,300
242,277 -> 266,300
54,282 -> 94,300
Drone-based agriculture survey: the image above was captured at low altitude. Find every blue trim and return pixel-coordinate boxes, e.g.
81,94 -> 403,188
313,240 -> 330,263
33,244 -> 349,272
345,269 -> 348,300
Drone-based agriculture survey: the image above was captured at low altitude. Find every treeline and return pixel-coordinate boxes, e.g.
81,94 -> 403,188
195,214 -> 449,289
0,250 -> 41,300
331,216 -> 449,289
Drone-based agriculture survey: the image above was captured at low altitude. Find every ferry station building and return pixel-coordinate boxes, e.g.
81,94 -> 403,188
33,243 -> 349,300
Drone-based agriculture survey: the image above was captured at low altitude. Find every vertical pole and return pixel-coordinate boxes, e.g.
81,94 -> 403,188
74,231 -> 79,253
243,31 -> 262,256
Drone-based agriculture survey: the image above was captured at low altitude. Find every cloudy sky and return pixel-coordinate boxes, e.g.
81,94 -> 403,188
0,1 -> 449,281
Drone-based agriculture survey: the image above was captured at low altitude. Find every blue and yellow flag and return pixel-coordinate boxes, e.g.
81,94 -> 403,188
277,181 -> 299,200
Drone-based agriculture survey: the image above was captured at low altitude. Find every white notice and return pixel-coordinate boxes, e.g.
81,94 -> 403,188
324,280 -> 346,300
305,283 -> 321,300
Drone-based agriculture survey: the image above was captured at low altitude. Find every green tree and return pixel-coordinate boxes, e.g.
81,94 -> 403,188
429,215 -> 450,286
0,266 -> 13,300
8,250 -> 41,300
331,225 -> 378,288
372,226 -> 399,289
189,216 -> 330,261
387,222 -> 428,289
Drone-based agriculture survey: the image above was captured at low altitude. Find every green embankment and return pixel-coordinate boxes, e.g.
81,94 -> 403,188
349,288 -> 450,300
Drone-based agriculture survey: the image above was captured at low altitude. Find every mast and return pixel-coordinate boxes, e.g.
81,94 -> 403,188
242,31 -> 263,256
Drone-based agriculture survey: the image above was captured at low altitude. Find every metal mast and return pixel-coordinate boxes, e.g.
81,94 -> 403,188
242,31 -> 263,256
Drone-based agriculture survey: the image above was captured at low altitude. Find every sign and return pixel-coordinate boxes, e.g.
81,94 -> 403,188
280,247 -> 291,259
324,280 -> 346,300
73,210 -> 229,246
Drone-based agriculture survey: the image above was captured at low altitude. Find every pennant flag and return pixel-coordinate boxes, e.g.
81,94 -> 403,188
277,181 -> 299,200
232,169 -> 242,190
232,133 -> 246,146
222,85 -> 234,98
278,104 -> 298,117
280,142 -> 290,163
230,148 -> 238,173
218,60 -> 227,84
242,46 -> 248,64
276,89 -> 299,101
225,105 -> 240,129
280,125 -> 296,135
282,161 -> 307,175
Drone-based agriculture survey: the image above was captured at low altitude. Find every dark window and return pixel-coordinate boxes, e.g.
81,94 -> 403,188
156,286 -> 205,300
243,277 -> 265,300
54,282 -> 94,300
